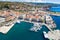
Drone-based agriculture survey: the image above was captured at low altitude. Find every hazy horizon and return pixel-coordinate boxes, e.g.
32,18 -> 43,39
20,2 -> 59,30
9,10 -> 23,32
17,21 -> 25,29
0,0 -> 60,4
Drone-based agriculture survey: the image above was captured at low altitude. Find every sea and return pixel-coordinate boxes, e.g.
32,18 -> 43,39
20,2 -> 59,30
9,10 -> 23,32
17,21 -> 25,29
49,6 -> 60,12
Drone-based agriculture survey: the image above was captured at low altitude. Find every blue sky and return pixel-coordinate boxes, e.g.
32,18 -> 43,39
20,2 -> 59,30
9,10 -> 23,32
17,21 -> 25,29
0,0 -> 60,4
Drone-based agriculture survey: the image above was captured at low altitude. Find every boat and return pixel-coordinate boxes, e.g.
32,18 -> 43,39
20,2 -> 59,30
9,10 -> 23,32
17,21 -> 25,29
30,27 -> 38,32
30,23 -> 42,32
17,20 -> 20,23
43,31 -> 48,38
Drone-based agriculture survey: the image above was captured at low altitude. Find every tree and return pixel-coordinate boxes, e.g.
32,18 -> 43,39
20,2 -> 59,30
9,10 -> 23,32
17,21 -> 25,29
4,4 -> 9,9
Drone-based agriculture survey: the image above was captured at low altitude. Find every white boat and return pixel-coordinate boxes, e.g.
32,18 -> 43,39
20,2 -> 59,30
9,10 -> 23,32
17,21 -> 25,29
30,26 -> 38,32
43,31 -> 48,38
30,23 -> 42,32
17,20 -> 20,23
30,27 -> 37,32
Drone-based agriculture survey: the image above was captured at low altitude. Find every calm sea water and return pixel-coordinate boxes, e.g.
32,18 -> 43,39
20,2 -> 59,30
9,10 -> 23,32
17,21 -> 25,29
0,16 -> 60,40
49,6 -> 60,12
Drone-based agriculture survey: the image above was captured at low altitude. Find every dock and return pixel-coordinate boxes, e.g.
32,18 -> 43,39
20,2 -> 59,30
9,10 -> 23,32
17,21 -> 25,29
43,30 -> 60,40
43,23 -> 53,32
0,18 -> 17,34
0,24 -> 14,34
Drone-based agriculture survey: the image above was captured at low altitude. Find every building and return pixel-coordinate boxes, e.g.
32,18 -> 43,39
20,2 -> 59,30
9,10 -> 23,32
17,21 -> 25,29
0,17 -> 5,23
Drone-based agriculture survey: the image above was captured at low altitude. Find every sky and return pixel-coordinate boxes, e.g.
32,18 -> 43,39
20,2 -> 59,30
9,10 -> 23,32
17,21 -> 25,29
0,0 -> 60,4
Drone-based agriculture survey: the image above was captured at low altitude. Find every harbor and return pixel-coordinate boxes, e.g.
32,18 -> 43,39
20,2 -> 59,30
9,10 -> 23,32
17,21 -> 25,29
18,10 -> 56,32
0,2 -> 60,40
0,15 -> 60,40
0,9 -> 58,40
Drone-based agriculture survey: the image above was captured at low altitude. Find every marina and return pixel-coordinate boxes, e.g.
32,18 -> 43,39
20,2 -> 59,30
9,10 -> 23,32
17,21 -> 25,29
30,23 -> 42,32
0,2 -> 60,40
0,9 -> 58,40
0,15 -> 60,40
18,10 -> 56,32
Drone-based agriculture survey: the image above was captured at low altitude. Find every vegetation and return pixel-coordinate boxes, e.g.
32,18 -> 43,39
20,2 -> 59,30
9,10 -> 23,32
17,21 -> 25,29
0,2 -> 60,13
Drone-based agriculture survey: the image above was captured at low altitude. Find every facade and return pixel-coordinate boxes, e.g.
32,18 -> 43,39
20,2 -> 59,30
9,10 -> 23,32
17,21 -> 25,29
0,17 -> 5,23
